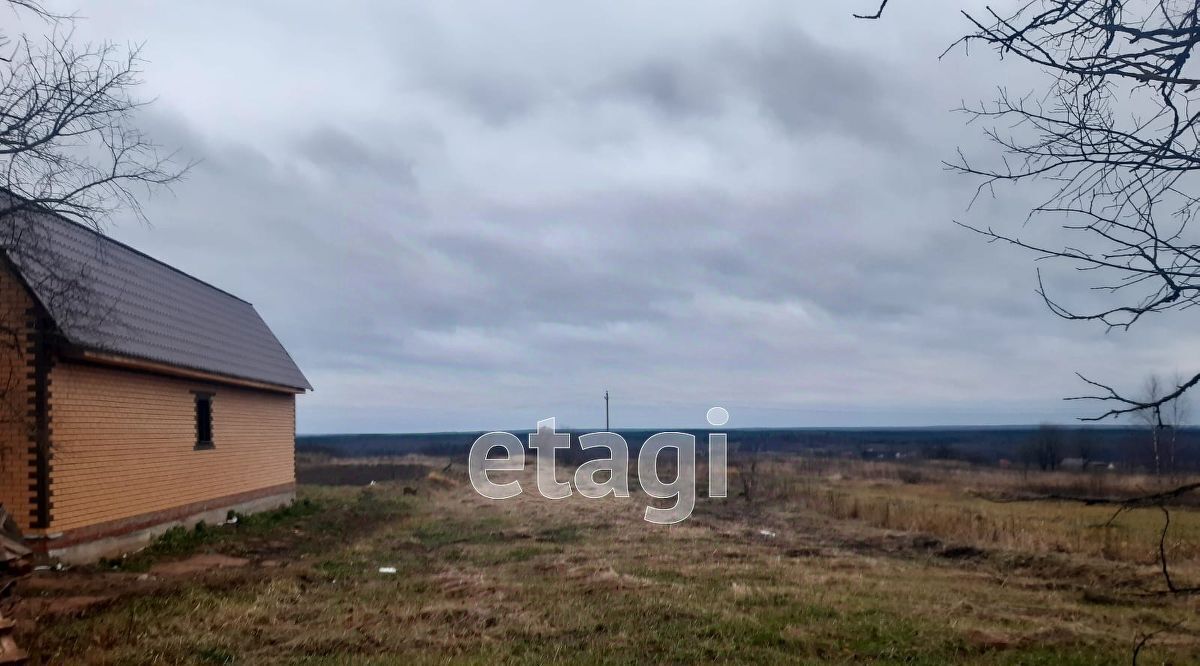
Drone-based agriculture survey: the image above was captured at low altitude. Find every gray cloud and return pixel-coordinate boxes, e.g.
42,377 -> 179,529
295,126 -> 417,184
49,0 -> 1200,433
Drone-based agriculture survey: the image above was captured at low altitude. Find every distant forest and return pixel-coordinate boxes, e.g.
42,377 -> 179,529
298,426 -> 1200,472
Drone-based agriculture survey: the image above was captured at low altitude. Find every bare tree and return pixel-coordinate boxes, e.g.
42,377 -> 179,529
1018,424 -> 1063,471
0,20 -> 181,227
847,6 -> 1200,660
854,2 -> 1200,614
856,1 -> 1200,423
1133,373 -> 1192,475
0,3 -> 184,437
731,439 -> 763,504
1071,427 -> 1097,465
0,4 -> 182,656
954,2 -> 1200,423
1133,375 -> 1168,476
1164,371 -> 1192,472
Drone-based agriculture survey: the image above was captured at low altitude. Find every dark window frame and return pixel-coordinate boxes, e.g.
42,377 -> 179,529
193,391 -> 214,449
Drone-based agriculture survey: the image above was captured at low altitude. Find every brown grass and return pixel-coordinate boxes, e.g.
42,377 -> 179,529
745,457 -> 1200,574
13,456 -> 1200,664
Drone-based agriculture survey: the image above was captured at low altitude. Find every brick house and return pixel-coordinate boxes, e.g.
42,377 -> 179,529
0,205 -> 310,562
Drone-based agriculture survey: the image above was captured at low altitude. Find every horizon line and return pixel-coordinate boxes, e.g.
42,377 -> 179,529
296,422 -> 1173,437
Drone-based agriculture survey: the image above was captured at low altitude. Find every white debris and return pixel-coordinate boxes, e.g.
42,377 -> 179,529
378,566 -> 397,574
758,529 -> 777,538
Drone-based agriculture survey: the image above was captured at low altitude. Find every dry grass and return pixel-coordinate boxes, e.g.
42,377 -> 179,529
15,456 -> 1200,664
750,458 -> 1200,574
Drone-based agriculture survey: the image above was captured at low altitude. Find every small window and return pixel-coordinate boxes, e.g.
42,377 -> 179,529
194,393 -> 214,448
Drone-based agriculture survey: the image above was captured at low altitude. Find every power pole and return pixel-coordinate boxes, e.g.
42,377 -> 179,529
604,390 -> 610,432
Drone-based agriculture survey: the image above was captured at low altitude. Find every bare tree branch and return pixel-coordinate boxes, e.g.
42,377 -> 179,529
0,3 -> 187,441
980,480 -> 1200,595
1132,619 -> 1184,665
924,1 -> 1200,420
854,0 -> 891,20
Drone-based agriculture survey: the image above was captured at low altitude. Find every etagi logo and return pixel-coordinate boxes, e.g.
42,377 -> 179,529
468,408 -> 730,525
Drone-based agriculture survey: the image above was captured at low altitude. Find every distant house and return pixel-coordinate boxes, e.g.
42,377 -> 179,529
1060,458 -> 1116,472
0,205 -> 310,562
1059,457 -> 1087,471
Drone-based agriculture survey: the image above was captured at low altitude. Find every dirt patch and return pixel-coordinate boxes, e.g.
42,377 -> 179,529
938,545 -> 988,560
297,462 -> 431,486
964,628 -> 1018,650
21,571 -> 139,595
911,535 -> 943,551
20,595 -> 113,619
150,554 -> 250,576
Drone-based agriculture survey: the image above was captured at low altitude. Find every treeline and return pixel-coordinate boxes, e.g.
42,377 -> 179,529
296,426 -> 1200,471
1015,424 -> 1199,473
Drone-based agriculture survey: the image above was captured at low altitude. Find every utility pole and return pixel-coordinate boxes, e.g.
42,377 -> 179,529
604,390 -> 610,432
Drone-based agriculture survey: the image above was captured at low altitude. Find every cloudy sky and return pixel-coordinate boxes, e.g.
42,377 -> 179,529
29,1 -> 1200,432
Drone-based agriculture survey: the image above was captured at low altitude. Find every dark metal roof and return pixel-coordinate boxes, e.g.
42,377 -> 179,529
1,206 -> 311,391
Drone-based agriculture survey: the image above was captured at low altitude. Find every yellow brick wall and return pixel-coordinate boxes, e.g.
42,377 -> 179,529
0,262 -> 33,531
48,362 -> 296,533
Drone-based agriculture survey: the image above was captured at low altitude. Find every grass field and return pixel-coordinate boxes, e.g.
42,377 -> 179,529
14,456 -> 1200,664
762,458 -> 1200,573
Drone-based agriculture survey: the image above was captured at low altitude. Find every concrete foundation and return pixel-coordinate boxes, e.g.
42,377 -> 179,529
39,489 -> 295,565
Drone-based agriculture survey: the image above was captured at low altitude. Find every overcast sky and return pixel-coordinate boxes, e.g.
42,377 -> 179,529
31,1 -> 1200,432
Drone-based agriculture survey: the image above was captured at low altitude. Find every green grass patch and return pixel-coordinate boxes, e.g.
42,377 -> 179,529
101,490 -> 411,572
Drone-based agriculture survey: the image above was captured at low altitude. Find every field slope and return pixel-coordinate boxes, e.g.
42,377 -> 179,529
17,457 -> 1200,664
